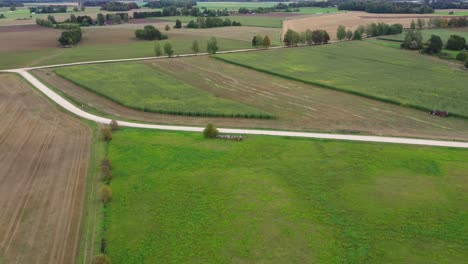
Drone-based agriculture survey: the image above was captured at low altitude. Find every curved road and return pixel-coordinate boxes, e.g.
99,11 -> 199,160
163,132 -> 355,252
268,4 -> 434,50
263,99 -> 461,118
3,69 -> 466,148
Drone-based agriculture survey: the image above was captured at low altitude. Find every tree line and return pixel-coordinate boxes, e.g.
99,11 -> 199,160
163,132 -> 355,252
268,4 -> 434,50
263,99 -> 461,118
338,1 -> 434,14
186,17 -> 241,29
29,5 -> 67,14
100,1 -> 139,11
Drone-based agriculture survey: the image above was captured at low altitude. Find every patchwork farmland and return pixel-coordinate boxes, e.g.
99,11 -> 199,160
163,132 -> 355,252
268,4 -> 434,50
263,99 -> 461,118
1,0 -> 468,263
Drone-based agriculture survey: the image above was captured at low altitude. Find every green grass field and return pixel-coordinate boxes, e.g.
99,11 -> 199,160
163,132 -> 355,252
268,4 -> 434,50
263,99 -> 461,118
196,1 -> 279,10
105,128 -> 468,263
0,35 -> 250,70
434,10 -> 468,16
55,63 -> 270,118
215,41 -> 468,117
382,28 -> 468,44
295,7 -> 339,14
154,15 -> 283,28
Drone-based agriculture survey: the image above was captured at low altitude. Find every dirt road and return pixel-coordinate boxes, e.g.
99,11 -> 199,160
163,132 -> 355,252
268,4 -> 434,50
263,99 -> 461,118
0,74 -> 91,263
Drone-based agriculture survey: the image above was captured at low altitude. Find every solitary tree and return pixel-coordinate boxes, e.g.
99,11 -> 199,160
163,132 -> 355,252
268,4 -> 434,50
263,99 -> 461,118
164,42 -> 174,57
346,29 -> 353,40
100,186 -> 112,205
191,40 -> 199,53
255,34 -> 264,47
283,29 -> 300,46
263,35 -> 271,48
10,6 -> 16,11
164,24 -> 170,31
91,254 -> 110,264
446,35 -> 466,51
122,13 -> 129,23
410,20 -> 416,29
206,37 -> 218,54
203,124 -> 219,138
337,25 -> 346,40
175,19 -> 182,28
154,42 -> 162,56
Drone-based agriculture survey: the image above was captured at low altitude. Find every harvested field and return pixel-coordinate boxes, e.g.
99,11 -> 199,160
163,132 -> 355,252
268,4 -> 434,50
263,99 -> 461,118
0,74 -> 91,263
283,11 -> 464,40
34,56 -> 468,141
0,24 -> 60,52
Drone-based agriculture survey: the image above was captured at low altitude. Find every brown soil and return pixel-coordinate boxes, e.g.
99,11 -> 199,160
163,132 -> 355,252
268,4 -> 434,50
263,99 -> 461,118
34,57 -> 468,141
0,74 -> 91,264
0,24 -> 61,52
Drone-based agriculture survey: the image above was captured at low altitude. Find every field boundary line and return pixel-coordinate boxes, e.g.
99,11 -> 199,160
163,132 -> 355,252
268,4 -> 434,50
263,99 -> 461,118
8,70 -> 468,149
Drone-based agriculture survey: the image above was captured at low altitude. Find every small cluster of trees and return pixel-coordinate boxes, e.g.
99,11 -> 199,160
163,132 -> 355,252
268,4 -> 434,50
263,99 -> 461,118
252,35 -> 271,48
58,27 -> 82,46
0,2 -> 23,8
100,1 -> 138,11
283,29 -> 330,46
29,5 -> 67,14
135,25 -> 168,40
338,1 -> 433,14
336,25 -> 355,40
36,17 -> 55,28
154,42 -> 174,57
427,17 -> 468,28
186,17 -> 241,29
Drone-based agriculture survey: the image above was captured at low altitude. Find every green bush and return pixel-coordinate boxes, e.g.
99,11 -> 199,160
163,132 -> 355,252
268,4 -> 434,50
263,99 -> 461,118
446,35 -> 466,51
465,60 -> 468,69
203,124 -> 219,138
456,52 -> 468,61
135,25 -> 168,40
91,254 -> 111,264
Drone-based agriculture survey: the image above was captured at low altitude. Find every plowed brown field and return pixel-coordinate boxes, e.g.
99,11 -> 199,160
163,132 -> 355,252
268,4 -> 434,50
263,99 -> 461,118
0,74 -> 91,264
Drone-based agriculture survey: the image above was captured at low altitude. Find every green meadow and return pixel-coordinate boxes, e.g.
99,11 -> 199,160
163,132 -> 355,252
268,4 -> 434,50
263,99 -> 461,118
154,15 -> 283,28
216,41 -> 468,117
105,129 -> 468,263
55,63 -> 271,118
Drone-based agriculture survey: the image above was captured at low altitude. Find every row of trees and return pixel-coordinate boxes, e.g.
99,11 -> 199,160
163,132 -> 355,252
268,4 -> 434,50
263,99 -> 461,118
29,5 -> 67,14
252,35 -> 271,48
135,25 -> 168,40
153,37 -> 219,57
283,29 -> 331,46
338,1 -> 434,14
402,30 -> 468,55
145,0 -> 197,9
186,17 -> 241,29
100,1 -> 138,11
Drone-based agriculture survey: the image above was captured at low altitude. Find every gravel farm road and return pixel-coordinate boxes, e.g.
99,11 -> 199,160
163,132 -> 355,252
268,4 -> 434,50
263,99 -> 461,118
1,50 -> 468,149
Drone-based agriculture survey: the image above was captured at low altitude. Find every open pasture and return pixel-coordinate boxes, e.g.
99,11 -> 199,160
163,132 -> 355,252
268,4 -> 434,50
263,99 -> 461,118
0,74 -> 91,263
54,62 -> 271,118
104,128 -> 468,263
216,41 -> 468,118
434,9 -> 468,16
380,28 -> 468,43
35,56 -> 468,141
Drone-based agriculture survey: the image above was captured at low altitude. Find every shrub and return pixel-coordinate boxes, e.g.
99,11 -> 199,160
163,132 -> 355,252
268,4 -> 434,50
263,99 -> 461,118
110,120 -> 119,131
101,162 -> 112,182
0,14 -> 5,19
100,186 -> 112,205
456,52 -> 468,61
424,35 -> 443,54
58,28 -> 82,46
191,40 -> 199,53
337,25 -> 346,40
101,126 -> 112,141
174,19 -> 182,28
91,254 -> 111,264
346,29 -> 353,40
186,20 -> 198,28
164,24 -> 170,31
135,25 -> 167,40
203,124 -> 219,138
401,30 -> 423,50
446,35 -> 466,51
465,60 -> 468,69
164,42 -> 174,57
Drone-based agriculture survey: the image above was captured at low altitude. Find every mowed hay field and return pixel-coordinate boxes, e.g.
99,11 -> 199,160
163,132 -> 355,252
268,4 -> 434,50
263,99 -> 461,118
105,129 -> 468,263
35,56 -> 468,141
0,74 -> 91,263
54,62 -> 271,118
216,41 -> 468,117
